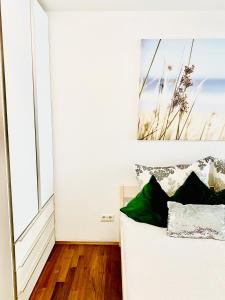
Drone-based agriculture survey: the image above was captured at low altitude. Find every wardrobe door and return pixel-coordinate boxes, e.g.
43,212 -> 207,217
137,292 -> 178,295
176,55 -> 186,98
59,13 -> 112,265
1,0 -> 39,240
31,0 -> 54,207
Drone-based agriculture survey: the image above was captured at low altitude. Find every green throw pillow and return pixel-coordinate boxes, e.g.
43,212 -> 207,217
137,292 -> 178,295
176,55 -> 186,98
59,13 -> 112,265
210,189 -> 225,205
120,172 -> 225,228
171,171 -> 213,205
120,175 -> 170,227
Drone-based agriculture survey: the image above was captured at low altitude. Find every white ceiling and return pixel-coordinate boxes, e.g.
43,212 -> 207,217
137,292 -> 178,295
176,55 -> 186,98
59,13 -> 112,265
39,0 -> 225,11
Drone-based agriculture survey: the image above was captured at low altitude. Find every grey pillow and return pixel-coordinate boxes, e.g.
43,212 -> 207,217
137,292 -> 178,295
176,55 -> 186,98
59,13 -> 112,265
167,201 -> 225,241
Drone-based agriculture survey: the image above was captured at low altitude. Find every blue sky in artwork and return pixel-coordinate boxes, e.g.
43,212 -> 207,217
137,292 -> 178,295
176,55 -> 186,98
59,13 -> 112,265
140,39 -> 225,81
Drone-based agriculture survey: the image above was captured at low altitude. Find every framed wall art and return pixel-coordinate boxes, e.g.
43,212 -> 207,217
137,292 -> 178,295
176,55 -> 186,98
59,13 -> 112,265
138,39 -> 225,141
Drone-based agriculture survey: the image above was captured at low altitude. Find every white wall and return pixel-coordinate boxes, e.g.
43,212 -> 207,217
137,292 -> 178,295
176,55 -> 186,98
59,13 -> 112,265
49,11 -> 225,241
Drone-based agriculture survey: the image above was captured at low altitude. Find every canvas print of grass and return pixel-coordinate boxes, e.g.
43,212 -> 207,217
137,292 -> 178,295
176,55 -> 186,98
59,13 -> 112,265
138,39 -> 225,140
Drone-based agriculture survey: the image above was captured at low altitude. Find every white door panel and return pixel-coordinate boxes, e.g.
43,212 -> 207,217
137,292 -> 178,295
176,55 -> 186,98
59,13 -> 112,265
1,0 -> 39,240
31,0 -> 54,207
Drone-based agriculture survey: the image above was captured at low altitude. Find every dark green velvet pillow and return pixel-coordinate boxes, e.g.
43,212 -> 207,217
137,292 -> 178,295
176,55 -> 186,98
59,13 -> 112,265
210,189 -> 225,205
171,171 -> 213,205
170,171 -> 225,205
120,175 -> 170,227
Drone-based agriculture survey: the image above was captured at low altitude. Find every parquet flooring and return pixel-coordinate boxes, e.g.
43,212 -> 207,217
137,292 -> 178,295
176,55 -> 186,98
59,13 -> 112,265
29,244 -> 122,300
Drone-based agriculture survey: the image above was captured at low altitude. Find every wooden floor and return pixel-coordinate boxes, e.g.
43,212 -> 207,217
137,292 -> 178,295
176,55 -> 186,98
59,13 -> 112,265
30,244 -> 122,300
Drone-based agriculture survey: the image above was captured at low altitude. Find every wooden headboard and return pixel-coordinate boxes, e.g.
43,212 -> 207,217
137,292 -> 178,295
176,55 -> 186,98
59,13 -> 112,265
120,185 -> 140,208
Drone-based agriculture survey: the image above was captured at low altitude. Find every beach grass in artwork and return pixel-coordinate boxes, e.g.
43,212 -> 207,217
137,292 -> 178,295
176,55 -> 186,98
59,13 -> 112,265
138,39 -> 225,140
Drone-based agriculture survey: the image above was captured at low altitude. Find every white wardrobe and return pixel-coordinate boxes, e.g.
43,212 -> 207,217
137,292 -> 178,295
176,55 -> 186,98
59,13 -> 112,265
0,0 -> 55,299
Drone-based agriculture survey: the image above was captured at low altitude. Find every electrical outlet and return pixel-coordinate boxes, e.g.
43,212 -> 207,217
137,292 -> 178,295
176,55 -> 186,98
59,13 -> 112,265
100,214 -> 115,222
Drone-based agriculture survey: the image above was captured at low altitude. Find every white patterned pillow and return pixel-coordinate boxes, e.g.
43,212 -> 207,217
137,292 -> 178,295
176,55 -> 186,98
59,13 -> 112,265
134,157 -> 211,196
211,157 -> 225,192
167,201 -> 225,240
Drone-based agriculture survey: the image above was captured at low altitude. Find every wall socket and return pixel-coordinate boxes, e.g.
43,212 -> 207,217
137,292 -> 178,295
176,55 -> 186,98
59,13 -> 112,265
100,214 -> 115,222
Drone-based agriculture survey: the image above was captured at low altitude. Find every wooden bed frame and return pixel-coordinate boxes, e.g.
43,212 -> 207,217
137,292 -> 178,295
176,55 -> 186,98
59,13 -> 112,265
120,185 -> 140,208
